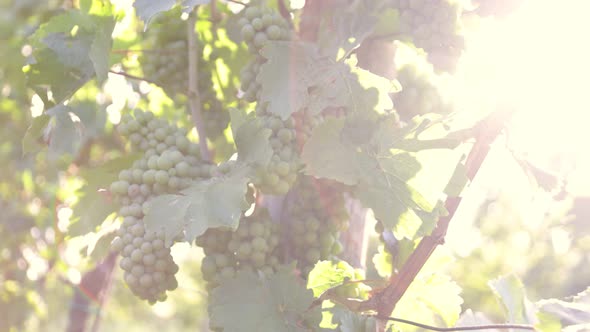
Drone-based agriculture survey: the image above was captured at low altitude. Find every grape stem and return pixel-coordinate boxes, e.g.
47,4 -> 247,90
226,0 -> 247,6
187,8 -> 212,162
108,70 -> 158,85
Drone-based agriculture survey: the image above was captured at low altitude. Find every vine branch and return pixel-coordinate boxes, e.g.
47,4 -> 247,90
108,70 -> 157,85
376,315 -> 535,331
361,108 -> 514,324
226,0 -> 247,6
187,9 -> 211,162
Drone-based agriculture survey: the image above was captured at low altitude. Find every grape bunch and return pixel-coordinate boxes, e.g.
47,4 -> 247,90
141,17 -> 189,95
283,177 -> 349,277
237,1 -> 291,54
253,104 -> 300,195
110,109 -> 213,303
392,62 -> 453,120
237,1 -> 292,102
195,208 -> 281,289
141,15 -> 229,139
239,56 -> 265,102
389,0 -> 464,71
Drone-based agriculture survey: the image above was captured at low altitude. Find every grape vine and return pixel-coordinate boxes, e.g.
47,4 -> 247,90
5,1 -> 581,332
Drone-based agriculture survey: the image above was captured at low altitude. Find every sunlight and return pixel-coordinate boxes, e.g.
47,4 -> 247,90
455,0 -> 590,185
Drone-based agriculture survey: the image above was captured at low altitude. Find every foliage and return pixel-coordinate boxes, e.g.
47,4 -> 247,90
0,0 -> 587,332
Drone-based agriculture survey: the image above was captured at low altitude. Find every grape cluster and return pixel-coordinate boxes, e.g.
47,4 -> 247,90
195,208 -> 281,288
239,56 -> 265,102
237,2 -> 291,54
141,15 -> 229,139
253,104 -> 300,195
110,110 -> 213,303
389,0 -> 464,71
141,17 -> 189,95
283,177 -> 349,276
237,2 -> 291,102
392,62 -> 453,120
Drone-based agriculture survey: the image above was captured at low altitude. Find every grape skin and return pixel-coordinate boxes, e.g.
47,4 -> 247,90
110,109 -> 213,303
283,177 -> 349,277
195,208 -> 281,288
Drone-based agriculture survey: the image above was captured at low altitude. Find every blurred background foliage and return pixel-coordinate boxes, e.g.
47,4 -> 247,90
0,0 -> 588,331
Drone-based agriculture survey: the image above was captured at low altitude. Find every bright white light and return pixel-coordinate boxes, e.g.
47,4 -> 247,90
455,0 -> 590,191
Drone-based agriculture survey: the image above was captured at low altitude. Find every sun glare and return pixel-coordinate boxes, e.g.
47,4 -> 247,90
455,0 -> 590,189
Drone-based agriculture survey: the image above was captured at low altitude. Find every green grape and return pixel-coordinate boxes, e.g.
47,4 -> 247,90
249,104 -> 300,195
237,2 -> 292,103
195,208 -> 281,289
388,0 -> 464,71
109,110 -> 216,303
140,12 -> 229,140
282,176 -> 350,277
392,62 -> 453,120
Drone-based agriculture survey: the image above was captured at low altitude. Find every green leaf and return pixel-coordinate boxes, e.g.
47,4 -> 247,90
209,265 -> 318,332
181,0 -> 209,12
444,162 -> 469,197
46,105 -> 83,159
331,306 -> 377,332
70,154 -> 140,236
371,239 -> 416,278
144,167 -> 250,246
393,273 -> 463,328
26,11 -> 115,102
22,115 -> 51,154
89,24 -> 114,84
537,287 -> 590,327
307,261 -> 356,297
231,109 -> 273,167
27,35 -> 95,103
301,118 -> 372,185
258,42 -> 315,120
133,0 -> 176,26
306,59 -> 394,117
489,275 -> 538,325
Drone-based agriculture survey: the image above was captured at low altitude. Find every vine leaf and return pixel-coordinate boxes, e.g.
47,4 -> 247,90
489,275 -> 538,325
307,260 -> 356,297
144,167 -> 250,246
22,114 -> 51,154
89,26 -> 113,84
70,154 -> 140,236
24,103 -> 106,160
258,42 -> 316,120
181,0 -> 209,12
392,273 -> 463,328
330,306 -> 377,332
536,287 -> 590,329
301,118 -> 372,185
230,108 -> 273,167
444,162 -> 469,197
133,0 -> 176,26
209,265 -> 318,332
25,10 -> 115,103
306,60 -> 394,116
303,115 -> 437,239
